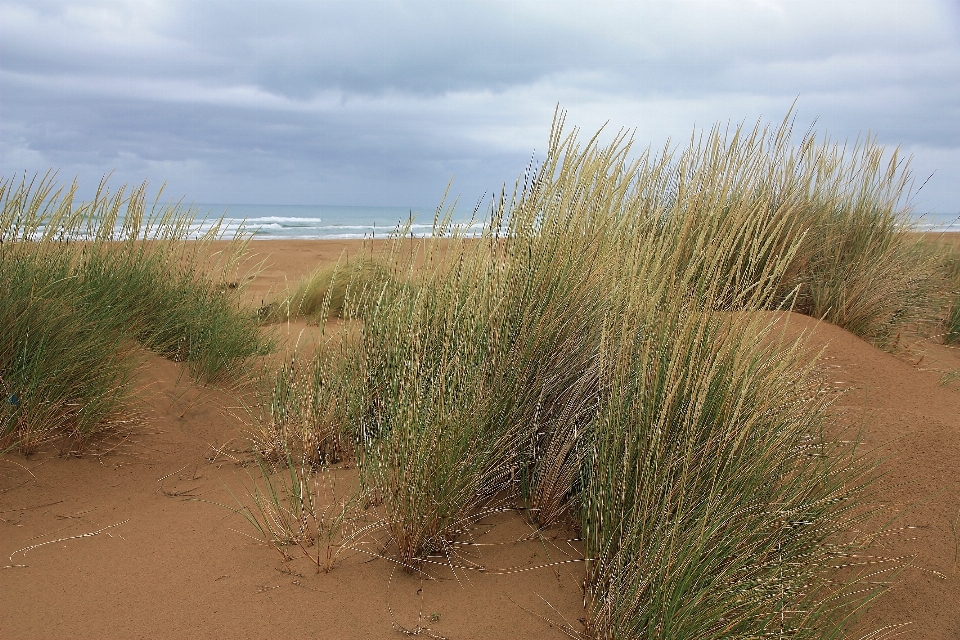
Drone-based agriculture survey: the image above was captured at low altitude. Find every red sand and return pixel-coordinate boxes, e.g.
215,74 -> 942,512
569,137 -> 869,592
2,240 -> 958,639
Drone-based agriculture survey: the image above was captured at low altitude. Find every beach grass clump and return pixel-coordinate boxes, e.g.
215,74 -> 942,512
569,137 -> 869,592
641,118 -> 940,348
0,178 -> 135,452
340,231 -> 522,566
909,235 -> 960,344
324,137 -> 633,557
249,350 -> 345,466
259,254 -> 401,324
317,114 -> 882,638
251,111 -> 928,636
0,240 -> 137,453
942,243 -> 960,344
68,180 -> 270,381
582,307 -> 874,638
0,174 -> 270,451
781,138 -> 940,348
522,118 -> 877,636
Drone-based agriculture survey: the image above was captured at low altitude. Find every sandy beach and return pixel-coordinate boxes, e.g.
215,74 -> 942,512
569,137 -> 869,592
2,239 -> 959,639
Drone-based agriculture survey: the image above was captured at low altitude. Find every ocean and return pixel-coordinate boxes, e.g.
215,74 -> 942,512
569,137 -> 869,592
184,204 -> 960,239
194,204 -> 483,240
911,212 -> 960,233
203,205 -> 960,239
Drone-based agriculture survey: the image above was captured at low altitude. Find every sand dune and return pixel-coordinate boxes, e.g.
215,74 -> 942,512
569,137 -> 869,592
2,240 -> 958,639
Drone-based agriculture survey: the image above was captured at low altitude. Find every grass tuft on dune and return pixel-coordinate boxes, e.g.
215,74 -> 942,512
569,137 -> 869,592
942,243 -> 960,344
0,174 -> 271,453
258,255 -> 403,324
248,111 -> 933,637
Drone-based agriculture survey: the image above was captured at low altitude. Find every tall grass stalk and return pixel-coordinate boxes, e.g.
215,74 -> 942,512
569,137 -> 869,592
229,449 -> 354,572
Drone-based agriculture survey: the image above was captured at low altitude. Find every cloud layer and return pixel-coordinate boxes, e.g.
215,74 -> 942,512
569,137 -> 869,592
1,0 -> 958,212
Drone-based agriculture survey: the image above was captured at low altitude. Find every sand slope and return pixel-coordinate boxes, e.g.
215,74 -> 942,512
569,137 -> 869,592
2,241 -> 959,639
774,313 -> 960,640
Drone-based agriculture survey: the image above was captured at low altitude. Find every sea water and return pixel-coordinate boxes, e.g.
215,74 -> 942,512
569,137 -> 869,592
194,204 -> 484,239
69,203 -> 960,240
195,205 -> 959,240
912,212 -> 960,233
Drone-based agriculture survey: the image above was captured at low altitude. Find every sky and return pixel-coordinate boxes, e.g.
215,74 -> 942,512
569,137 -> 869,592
1,0 -> 959,212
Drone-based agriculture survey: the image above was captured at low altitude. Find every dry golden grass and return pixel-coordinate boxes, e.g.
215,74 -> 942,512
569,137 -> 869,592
247,111 -> 941,637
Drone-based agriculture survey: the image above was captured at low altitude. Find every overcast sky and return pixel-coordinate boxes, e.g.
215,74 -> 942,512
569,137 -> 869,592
1,0 -> 958,212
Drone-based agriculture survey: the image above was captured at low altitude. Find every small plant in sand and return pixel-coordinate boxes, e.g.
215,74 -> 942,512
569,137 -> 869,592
232,451 -> 354,573
248,349 -> 345,466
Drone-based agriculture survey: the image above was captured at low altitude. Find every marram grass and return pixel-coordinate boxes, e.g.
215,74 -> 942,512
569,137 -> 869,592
7,108 -> 951,637
7,107 -> 937,637
253,112 -> 901,637
248,348 -> 345,466
942,243 -> 960,344
259,254 -> 402,324
0,174 -> 271,452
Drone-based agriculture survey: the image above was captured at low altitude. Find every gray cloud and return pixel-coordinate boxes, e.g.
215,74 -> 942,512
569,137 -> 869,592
1,0 -> 958,211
